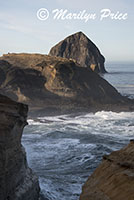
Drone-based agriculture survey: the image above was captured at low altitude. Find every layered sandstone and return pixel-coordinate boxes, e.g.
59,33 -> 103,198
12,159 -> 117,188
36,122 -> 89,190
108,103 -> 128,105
80,140 -> 134,200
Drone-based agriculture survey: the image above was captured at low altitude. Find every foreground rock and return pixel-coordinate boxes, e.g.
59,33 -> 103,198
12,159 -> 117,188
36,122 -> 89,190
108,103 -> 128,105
0,53 -> 133,114
0,94 -> 40,200
49,31 -> 107,73
80,140 -> 134,200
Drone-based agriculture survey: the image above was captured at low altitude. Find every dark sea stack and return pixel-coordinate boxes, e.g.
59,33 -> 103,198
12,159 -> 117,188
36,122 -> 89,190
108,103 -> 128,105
0,94 -> 40,200
80,141 -> 134,200
49,31 -> 107,73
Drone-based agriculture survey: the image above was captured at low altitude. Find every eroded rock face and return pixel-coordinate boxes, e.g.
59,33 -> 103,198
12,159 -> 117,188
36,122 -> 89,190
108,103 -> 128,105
80,140 -> 134,200
0,53 -> 133,113
49,31 -> 107,73
0,94 -> 40,200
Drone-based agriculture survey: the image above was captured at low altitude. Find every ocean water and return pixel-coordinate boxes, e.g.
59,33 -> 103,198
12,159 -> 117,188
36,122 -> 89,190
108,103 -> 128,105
22,63 -> 134,200
103,63 -> 134,99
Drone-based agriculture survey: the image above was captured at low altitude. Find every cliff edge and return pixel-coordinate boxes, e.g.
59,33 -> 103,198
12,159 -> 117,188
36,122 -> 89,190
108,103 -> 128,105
0,94 -> 40,200
80,140 -> 134,200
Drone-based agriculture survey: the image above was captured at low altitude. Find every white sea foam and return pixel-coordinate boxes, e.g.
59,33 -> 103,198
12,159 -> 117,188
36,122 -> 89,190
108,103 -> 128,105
28,119 -> 43,125
27,111 -> 134,138
23,110 -> 134,200
95,111 -> 134,120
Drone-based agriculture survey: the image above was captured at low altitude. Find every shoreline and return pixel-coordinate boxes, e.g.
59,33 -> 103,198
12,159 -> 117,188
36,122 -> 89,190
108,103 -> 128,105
28,101 -> 134,118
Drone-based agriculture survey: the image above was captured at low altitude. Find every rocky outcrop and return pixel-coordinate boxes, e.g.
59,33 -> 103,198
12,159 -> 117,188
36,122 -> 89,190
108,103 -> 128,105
49,31 -> 107,73
0,53 -> 133,114
80,140 -> 134,200
0,94 -> 40,200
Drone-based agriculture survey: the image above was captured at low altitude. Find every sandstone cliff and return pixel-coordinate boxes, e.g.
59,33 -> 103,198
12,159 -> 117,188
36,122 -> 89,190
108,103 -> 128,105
0,53 -> 133,114
49,31 -> 107,73
80,140 -> 134,200
0,94 -> 40,200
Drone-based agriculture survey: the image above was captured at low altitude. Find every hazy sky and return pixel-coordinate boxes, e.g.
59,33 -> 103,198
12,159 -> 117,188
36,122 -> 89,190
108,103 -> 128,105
0,0 -> 134,62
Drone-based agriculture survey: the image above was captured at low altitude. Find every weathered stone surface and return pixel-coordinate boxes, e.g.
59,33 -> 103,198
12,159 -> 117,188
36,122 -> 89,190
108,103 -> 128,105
0,94 -> 40,200
80,140 -> 134,200
49,31 -> 107,73
0,53 -> 133,114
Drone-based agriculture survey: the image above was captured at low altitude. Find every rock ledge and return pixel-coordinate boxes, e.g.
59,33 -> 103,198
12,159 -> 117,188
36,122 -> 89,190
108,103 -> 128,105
80,140 -> 134,200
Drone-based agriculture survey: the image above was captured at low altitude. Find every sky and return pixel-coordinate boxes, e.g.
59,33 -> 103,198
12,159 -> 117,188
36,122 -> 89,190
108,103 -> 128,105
0,0 -> 134,62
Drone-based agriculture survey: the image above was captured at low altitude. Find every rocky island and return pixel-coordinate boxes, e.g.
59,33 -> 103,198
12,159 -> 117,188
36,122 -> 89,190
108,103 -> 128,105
0,94 -> 40,200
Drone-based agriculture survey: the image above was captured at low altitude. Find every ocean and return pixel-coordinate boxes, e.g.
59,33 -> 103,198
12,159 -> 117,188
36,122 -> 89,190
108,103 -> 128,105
22,63 -> 134,200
